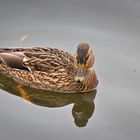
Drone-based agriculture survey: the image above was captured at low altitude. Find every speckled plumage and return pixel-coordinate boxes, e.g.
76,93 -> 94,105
0,46 -> 98,93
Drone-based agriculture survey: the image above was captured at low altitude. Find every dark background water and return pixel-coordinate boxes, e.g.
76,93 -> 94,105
0,0 -> 140,140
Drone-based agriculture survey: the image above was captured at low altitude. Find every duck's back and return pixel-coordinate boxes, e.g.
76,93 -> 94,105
0,47 -> 75,70
0,47 -> 78,91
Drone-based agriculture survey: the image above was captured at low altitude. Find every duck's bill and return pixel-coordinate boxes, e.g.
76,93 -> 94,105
75,65 -> 86,83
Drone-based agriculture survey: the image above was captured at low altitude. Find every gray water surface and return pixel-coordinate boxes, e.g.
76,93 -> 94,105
0,0 -> 140,140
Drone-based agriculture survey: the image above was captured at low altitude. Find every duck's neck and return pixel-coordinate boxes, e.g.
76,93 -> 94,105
84,69 -> 98,89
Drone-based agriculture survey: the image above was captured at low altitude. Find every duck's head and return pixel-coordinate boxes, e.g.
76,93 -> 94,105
74,42 -> 95,83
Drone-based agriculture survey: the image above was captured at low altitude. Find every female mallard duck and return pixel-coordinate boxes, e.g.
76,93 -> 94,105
0,42 -> 98,93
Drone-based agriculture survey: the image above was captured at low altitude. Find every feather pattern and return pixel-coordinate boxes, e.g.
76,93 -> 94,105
0,46 -> 98,93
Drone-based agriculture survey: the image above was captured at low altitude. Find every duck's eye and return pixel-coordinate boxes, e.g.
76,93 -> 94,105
76,56 -> 80,63
85,55 -> 89,63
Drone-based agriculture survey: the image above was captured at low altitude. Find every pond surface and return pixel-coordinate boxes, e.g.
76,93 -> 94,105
0,0 -> 140,140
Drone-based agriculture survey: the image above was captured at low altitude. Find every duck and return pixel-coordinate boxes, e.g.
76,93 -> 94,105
0,42 -> 98,93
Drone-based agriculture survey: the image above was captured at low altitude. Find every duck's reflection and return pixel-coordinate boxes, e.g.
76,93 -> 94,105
72,95 -> 95,127
0,73 -> 97,127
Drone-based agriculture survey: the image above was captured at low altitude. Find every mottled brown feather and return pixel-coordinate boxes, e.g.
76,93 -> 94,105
0,46 -> 98,92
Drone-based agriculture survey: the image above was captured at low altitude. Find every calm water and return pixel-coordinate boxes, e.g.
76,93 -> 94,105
0,0 -> 140,140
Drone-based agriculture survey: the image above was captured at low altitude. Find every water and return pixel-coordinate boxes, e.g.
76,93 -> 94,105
0,0 -> 140,140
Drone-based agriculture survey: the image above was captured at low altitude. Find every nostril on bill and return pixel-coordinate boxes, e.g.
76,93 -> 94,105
76,79 -> 81,83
